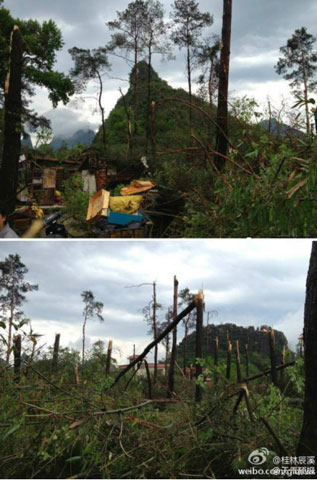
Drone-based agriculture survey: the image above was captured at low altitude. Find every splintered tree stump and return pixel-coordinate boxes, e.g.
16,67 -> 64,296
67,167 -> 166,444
105,339 -> 113,376
52,333 -> 60,369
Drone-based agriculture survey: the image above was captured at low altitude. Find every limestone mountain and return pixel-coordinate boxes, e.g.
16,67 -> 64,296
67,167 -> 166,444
51,129 -> 95,151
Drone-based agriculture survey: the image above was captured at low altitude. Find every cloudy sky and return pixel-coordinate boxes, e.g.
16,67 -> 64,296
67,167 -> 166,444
0,239 -> 311,364
5,0 -> 317,136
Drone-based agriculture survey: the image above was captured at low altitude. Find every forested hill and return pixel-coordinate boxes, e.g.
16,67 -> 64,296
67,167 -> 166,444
94,60 -> 212,165
177,323 -> 289,367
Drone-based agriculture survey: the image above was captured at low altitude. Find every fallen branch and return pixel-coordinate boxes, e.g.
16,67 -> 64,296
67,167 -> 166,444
111,298 -> 198,386
242,360 -> 295,383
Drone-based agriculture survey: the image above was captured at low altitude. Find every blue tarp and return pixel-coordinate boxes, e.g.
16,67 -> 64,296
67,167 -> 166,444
107,210 -> 144,226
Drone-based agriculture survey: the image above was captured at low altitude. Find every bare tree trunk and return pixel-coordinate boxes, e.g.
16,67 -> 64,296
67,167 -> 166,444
13,334 -> 21,380
168,275 -> 178,397
226,340 -> 232,380
183,323 -> 189,373
151,101 -> 156,161
6,277 -> 15,365
301,49 -> 310,135
235,339 -> 241,383
195,292 -> 204,403
75,364 -> 80,385
153,281 -> 158,382
97,71 -> 107,150
245,343 -> 249,378
0,26 -> 24,213
297,241 -> 317,455
133,45 -> 138,135
214,335 -> 219,384
105,339 -> 113,375
82,315 -> 87,366
215,0 -> 232,170
269,329 -> 278,386
187,40 -> 193,138
146,42 -> 153,155
52,333 -> 60,369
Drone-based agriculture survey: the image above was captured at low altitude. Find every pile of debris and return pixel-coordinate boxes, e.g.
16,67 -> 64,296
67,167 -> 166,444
86,180 -> 157,238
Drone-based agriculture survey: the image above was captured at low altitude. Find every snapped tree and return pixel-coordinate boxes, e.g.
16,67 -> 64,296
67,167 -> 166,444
275,27 -> 317,135
178,287 -> 196,372
215,0 -> 232,170
0,253 -> 38,365
81,290 -> 104,365
170,0 -> 213,138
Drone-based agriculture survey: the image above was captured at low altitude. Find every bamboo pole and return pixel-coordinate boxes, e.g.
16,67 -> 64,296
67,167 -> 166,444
235,340 -> 242,383
168,275 -> 178,398
105,340 -> 113,376
195,291 -> 204,403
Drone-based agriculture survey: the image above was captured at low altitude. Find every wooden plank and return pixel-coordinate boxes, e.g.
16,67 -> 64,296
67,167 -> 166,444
86,189 -> 110,223
43,168 -> 56,189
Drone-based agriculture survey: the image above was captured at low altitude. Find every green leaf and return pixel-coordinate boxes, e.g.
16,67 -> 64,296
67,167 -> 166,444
0,321 -> 6,329
3,423 -> 21,440
66,456 -> 82,463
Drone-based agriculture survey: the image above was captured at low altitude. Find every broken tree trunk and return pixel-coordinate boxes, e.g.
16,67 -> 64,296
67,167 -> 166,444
269,329 -> 278,386
195,291 -> 204,403
112,298 -> 198,386
215,0 -> 233,170
235,339 -> 242,383
144,359 -> 152,399
243,360 -> 295,383
0,26 -> 24,213
105,339 -> 113,376
52,333 -> 60,369
226,340 -> 232,380
297,241 -> 317,456
74,364 -> 80,386
168,275 -> 178,398
214,336 -> 219,383
13,334 -> 21,380
245,343 -> 249,378
153,281 -> 158,383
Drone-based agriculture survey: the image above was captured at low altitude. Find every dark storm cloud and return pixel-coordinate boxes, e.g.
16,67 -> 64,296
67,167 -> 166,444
0,240 -> 311,355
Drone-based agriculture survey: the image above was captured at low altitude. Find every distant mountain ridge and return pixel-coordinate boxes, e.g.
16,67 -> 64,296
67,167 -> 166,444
51,129 -> 95,150
259,119 -> 304,137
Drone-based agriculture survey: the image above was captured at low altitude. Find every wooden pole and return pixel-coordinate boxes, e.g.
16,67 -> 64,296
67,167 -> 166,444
235,340 -> 242,383
226,340 -> 232,380
13,334 -> 21,379
195,291 -> 204,403
168,275 -> 178,398
105,339 -> 113,376
52,333 -> 60,369
245,343 -> 249,378
269,329 -> 278,386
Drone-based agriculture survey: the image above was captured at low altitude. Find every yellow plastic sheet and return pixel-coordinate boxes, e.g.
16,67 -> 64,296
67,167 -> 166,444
109,195 -> 143,214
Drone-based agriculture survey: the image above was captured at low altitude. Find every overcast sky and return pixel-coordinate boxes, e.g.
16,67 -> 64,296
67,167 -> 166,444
5,0 -> 317,136
0,239 -> 311,363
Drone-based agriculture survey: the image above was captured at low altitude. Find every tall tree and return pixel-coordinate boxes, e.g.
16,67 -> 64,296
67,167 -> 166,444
170,0 -> 213,137
297,241 -> 317,456
69,47 -> 111,151
0,254 -> 38,365
275,27 -> 317,135
143,0 -> 173,155
215,0 -> 232,170
178,287 -> 196,372
107,0 -> 148,135
81,290 -> 104,365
